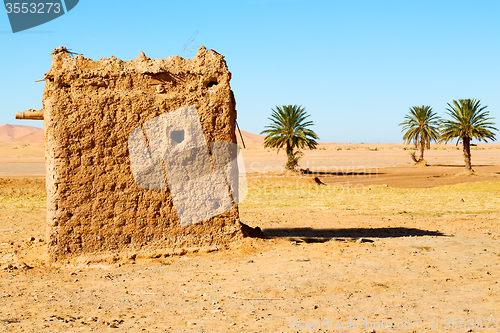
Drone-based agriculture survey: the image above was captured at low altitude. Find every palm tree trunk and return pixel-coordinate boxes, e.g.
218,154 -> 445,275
463,137 -> 472,171
286,141 -> 293,168
419,134 -> 425,162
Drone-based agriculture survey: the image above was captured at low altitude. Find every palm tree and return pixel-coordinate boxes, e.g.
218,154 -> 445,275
261,105 -> 319,170
440,99 -> 497,172
399,105 -> 441,164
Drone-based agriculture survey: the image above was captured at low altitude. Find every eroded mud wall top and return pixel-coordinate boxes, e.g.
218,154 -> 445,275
43,46 -> 242,262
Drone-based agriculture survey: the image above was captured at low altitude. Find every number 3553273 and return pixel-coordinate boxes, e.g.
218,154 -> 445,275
5,3 -> 61,14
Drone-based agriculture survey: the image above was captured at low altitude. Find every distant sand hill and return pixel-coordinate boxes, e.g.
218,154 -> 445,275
13,129 -> 44,142
0,124 -> 43,142
236,130 -> 265,146
0,124 -> 264,145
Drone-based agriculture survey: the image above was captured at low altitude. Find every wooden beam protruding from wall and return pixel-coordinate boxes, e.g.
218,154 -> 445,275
16,109 -> 44,120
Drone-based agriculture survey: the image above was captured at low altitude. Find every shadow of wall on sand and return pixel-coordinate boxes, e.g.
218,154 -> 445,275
263,227 -> 446,241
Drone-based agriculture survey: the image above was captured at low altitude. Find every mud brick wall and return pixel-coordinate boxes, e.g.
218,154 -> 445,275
42,46 -> 244,262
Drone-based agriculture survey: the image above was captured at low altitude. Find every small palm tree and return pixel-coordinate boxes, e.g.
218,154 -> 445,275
399,105 -> 441,164
440,99 -> 497,172
261,105 -> 319,170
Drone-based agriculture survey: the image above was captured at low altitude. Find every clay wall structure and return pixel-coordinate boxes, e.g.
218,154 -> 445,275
21,46 -> 255,263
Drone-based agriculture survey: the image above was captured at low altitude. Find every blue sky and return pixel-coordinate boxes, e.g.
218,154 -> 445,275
1,0 -> 499,143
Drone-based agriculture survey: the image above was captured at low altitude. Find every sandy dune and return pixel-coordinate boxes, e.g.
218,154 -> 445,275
0,124 -> 42,142
12,129 -> 43,142
237,129 -> 265,146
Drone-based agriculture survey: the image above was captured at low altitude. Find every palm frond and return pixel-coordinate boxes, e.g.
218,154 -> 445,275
440,99 -> 497,143
399,105 -> 441,149
260,105 -> 319,168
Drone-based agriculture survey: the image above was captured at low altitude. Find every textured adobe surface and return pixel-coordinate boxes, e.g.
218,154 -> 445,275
42,46 -> 246,262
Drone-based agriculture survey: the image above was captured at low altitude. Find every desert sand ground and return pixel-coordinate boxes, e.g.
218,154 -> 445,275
0,140 -> 499,332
